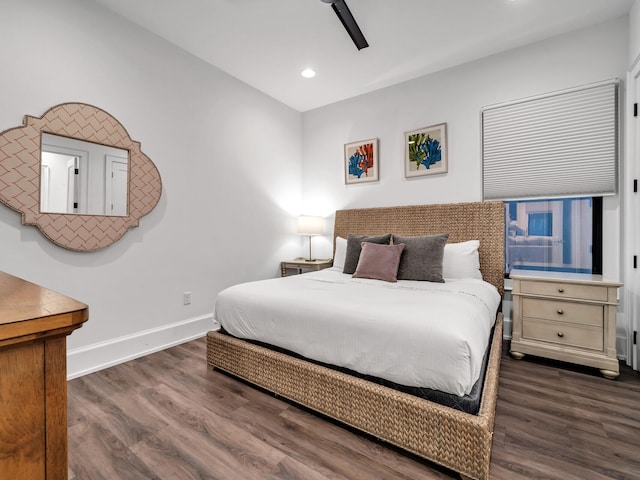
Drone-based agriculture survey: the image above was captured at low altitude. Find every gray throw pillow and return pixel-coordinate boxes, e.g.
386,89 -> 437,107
343,233 -> 392,274
392,233 -> 449,282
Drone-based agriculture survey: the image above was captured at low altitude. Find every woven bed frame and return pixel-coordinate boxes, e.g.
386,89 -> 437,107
207,201 -> 505,480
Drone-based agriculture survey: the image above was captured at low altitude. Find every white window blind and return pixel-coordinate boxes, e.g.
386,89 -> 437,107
482,80 -> 619,201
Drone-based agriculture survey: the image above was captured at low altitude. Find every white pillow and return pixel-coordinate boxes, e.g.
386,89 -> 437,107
443,240 -> 483,280
333,236 -> 347,270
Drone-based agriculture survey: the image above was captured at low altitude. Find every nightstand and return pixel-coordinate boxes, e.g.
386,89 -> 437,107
281,258 -> 333,277
510,269 -> 622,379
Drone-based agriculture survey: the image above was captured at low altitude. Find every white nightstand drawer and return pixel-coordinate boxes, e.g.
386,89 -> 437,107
522,298 -> 603,327
520,280 -> 608,302
523,317 -> 603,351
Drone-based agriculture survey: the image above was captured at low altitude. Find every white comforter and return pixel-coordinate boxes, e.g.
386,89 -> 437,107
215,268 -> 501,396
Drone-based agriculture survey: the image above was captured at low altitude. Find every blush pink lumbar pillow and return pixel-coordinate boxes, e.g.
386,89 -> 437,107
352,242 -> 405,282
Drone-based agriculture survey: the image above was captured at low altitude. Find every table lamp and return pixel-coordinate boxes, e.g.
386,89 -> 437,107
297,215 -> 323,261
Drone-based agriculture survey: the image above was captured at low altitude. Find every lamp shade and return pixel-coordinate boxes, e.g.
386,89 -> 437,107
297,215 -> 323,236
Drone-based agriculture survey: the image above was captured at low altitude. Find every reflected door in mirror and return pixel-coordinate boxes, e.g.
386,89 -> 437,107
40,133 -> 129,216
40,153 -> 79,214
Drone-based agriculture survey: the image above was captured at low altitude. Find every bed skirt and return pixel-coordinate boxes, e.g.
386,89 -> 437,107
206,312 -> 503,480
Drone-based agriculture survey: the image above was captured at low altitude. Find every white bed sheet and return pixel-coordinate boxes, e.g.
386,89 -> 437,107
215,267 -> 501,396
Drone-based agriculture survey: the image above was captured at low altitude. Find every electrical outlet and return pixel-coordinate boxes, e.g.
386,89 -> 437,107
183,292 -> 191,305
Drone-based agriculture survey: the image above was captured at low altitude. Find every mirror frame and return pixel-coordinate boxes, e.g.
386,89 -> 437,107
0,103 -> 162,251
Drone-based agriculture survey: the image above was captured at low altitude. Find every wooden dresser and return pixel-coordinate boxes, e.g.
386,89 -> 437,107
510,269 -> 621,379
0,272 -> 88,479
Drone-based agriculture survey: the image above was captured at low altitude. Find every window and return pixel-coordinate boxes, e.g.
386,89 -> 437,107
481,82 -> 613,277
505,197 -> 602,275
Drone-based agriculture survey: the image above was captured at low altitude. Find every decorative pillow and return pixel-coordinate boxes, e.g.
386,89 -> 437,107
391,233 -> 449,282
343,233 -> 392,274
352,242 -> 405,282
333,236 -> 347,270
443,240 -> 483,280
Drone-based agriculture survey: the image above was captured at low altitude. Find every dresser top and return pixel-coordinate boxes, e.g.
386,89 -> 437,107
0,271 -> 88,327
509,269 -> 622,287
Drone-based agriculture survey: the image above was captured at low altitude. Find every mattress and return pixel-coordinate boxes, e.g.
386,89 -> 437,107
215,268 -> 501,397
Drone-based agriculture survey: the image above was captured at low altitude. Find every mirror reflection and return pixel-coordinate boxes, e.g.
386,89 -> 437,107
40,133 -> 129,216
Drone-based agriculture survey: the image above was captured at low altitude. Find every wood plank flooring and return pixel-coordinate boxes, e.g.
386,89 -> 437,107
67,338 -> 640,479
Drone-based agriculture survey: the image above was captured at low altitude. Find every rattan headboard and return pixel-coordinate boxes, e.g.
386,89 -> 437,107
334,201 -> 505,296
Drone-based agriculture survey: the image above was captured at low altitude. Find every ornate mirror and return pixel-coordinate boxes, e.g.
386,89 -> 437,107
0,103 -> 162,251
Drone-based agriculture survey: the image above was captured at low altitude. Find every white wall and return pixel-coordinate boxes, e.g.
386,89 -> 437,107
630,0 -> 640,64
0,0 -> 302,377
301,17 -> 630,355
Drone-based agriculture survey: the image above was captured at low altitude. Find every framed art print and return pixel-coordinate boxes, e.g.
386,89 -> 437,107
405,123 -> 447,178
344,138 -> 378,184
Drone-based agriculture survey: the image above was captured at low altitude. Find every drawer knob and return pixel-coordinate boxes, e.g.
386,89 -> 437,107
557,332 -> 564,338
558,288 -> 564,293
557,309 -> 564,315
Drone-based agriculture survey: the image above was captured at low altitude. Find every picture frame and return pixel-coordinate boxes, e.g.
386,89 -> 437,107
344,138 -> 379,184
404,123 -> 447,178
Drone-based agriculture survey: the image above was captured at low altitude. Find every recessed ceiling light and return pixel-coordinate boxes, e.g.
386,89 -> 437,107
301,68 -> 316,78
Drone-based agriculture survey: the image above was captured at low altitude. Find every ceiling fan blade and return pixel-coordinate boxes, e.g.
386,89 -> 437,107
330,0 -> 369,50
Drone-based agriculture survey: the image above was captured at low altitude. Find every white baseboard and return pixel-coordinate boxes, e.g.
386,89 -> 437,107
67,314 -> 216,380
617,334 -> 628,361
503,316 -> 512,340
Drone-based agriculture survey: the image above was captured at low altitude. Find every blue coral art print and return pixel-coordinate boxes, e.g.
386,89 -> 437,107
348,149 -> 369,178
344,138 -> 379,184
405,123 -> 448,178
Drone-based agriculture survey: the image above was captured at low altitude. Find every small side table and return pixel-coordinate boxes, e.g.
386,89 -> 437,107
281,258 -> 333,277
510,269 -> 622,379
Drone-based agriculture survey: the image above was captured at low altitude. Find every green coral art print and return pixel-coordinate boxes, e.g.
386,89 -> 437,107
405,123 -> 447,178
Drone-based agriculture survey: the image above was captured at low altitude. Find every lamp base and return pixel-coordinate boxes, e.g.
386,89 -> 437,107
304,235 -> 317,263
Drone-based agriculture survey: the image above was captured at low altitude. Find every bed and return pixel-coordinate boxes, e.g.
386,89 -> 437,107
207,201 -> 505,480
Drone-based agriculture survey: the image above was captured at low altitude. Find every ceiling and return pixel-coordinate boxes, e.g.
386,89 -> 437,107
91,0 -> 633,112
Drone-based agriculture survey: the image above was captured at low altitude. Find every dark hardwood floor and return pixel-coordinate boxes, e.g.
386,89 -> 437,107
67,338 -> 640,480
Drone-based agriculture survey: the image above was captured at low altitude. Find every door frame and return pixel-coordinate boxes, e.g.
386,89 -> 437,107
625,59 -> 640,370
